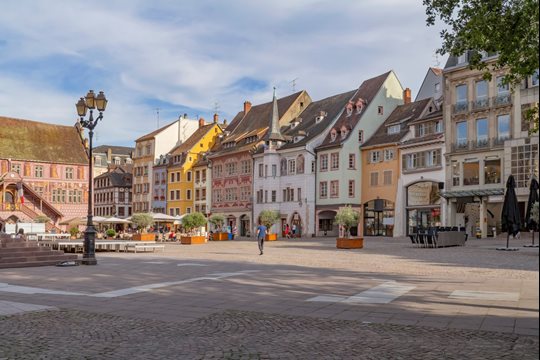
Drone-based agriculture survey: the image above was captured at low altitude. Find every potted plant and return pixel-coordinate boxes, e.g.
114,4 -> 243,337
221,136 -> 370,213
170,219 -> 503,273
259,210 -> 280,241
69,226 -> 79,240
334,206 -> 363,249
209,214 -> 228,241
34,215 -> 51,223
105,228 -> 116,239
180,212 -> 207,245
130,213 -> 155,241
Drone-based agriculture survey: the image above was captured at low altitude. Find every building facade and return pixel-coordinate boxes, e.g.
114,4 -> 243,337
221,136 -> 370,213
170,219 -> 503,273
193,158 -> 210,216
167,120 -> 222,216
93,145 -> 134,178
0,117 -> 89,230
441,52 -> 538,238
132,115 -> 198,213
315,71 -> 404,237
209,92 -> 311,236
93,167 -> 132,218
152,154 -> 169,214
253,89 -> 356,237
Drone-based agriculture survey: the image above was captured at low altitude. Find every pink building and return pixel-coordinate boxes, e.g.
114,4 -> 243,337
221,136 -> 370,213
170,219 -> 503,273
0,116 -> 89,230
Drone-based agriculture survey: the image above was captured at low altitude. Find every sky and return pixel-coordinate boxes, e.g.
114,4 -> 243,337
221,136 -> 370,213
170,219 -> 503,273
0,0 -> 447,147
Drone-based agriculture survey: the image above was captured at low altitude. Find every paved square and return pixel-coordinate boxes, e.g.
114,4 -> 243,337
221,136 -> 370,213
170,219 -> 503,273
0,236 -> 538,358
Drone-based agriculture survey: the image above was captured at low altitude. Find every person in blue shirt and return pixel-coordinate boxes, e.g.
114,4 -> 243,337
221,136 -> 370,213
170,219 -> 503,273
256,223 -> 267,255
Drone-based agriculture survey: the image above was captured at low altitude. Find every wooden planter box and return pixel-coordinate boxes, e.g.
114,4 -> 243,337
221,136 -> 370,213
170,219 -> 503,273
181,235 -> 206,245
265,233 -> 278,241
132,233 -> 155,241
336,237 -> 364,249
212,232 -> 229,241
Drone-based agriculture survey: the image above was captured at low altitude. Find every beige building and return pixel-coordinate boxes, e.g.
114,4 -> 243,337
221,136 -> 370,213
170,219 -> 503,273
442,52 -> 538,238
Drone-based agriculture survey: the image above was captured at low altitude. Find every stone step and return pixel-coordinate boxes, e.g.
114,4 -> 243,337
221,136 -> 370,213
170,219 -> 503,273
0,258 -> 80,269
0,250 -> 68,258
0,254 -> 79,264
0,246 -> 50,252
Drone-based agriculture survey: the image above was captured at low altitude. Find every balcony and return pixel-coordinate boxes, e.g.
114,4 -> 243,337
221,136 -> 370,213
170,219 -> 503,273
452,101 -> 469,115
451,140 -> 470,152
493,136 -> 509,147
472,138 -> 489,149
471,98 -> 490,111
492,94 -> 512,107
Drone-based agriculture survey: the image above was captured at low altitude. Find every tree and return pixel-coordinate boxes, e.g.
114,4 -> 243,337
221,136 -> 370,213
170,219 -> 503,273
424,0 -> 539,132
130,213 -> 154,232
259,210 -> 280,232
34,215 -> 51,223
209,214 -> 225,232
334,206 -> 359,238
182,212 -> 207,234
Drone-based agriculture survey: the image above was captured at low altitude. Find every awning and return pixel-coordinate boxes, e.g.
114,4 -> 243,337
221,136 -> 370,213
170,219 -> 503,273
440,188 -> 504,199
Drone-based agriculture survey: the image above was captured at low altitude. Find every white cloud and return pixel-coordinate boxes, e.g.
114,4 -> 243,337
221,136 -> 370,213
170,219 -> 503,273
0,0 -> 446,146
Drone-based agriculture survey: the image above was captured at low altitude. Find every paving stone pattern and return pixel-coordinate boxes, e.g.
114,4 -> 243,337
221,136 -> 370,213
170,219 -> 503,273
0,309 -> 538,360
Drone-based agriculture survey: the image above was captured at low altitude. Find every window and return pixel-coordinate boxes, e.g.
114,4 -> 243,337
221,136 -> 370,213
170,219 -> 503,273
484,159 -> 501,184
175,190 -> 181,200
387,125 -> 400,134
531,69 -> 539,87
226,162 -> 237,176
456,121 -> 468,147
320,154 -> 328,171
348,180 -> 355,197
187,172 -> 192,182
330,129 -> 337,142
370,172 -> 378,187
187,189 -> 192,200
511,144 -> 539,188
378,106 -> 384,115
383,170 -> 392,185
463,161 -> 480,185
418,123 -> 426,137
297,188 -> 302,203
348,154 -> 356,169
435,121 -> 443,133
456,84 -> 467,105
320,182 -> 328,198
457,53 -> 467,64
370,151 -> 381,163
170,190 -> 175,200
65,167 -> 74,179
476,80 -> 488,100
170,173 -> 175,182
384,149 -> 394,161
311,161 -> 315,173
35,166 -> 44,178
271,164 -> 277,177
264,190 -> 268,203
186,207 -> 191,214
426,149 -> 441,167
280,158 -> 287,176
195,171 -> 200,183
296,155 -> 304,174
358,130 -> 364,143
288,159 -> 296,175
330,153 -> 339,170
241,160 -> 251,174
12,164 -> 21,174
330,181 -> 339,197
258,163 -> 264,177
271,190 -> 276,202
497,114 -> 510,140
176,172 -> 181,182
435,82 -> 441,93
214,165 -> 222,177
476,118 -> 488,146
497,76 -> 510,94
202,169 -> 207,182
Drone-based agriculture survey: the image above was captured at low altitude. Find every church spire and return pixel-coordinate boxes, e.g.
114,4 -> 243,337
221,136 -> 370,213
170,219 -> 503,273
267,87 -> 285,142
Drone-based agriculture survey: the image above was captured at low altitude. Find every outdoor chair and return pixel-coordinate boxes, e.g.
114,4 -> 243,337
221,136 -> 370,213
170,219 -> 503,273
409,234 -> 418,247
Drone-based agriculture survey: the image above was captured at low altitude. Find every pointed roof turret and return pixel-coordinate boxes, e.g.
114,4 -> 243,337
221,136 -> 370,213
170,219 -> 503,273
266,87 -> 285,142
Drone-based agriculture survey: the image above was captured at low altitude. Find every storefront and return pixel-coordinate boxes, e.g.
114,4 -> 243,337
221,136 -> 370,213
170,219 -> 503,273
406,181 -> 441,235
363,199 -> 394,236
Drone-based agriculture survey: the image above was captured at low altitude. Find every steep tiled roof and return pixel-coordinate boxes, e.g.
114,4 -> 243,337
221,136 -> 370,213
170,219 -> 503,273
169,123 -> 221,155
362,99 -> 431,148
317,71 -> 392,150
94,145 -> 134,155
400,133 -> 444,147
279,89 -> 357,150
135,120 -> 177,142
95,168 -> 132,187
210,91 -> 307,155
408,107 -> 442,125
0,116 -> 88,165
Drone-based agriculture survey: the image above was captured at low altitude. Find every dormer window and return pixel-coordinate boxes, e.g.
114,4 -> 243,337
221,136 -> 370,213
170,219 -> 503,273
315,111 -> 327,123
340,126 -> 348,139
330,129 -> 337,142
346,101 -> 354,116
457,53 -> 467,64
290,121 -> 299,129
355,98 -> 366,114
387,124 -> 400,134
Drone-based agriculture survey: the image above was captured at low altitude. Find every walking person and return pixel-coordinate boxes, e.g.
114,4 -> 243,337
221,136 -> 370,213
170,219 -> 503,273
284,224 -> 290,239
292,223 -> 297,238
257,222 -> 267,255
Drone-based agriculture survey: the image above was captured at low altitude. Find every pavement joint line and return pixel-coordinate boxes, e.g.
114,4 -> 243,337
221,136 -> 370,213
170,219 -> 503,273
307,281 -> 416,304
176,263 -> 209,267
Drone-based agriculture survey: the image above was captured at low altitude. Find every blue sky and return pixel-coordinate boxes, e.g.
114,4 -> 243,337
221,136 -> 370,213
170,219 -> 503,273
0,0 -> 446,147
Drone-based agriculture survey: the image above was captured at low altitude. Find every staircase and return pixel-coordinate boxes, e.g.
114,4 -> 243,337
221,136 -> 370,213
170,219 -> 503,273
0,234 -> 79,269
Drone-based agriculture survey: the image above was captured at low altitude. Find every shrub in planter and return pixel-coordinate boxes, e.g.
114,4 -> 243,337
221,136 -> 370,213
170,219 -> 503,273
334,206 -> 363,249
105,229 -> 116,239
131,213 -> 155,240
259,210 -> 280,241
34,215 -> 51,223
69,227 -> 79,239
181,212 -> 207,245
209,214 -> 228,240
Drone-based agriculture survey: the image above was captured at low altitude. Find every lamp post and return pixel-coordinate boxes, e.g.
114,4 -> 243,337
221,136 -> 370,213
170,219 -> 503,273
76,90 -> 107,265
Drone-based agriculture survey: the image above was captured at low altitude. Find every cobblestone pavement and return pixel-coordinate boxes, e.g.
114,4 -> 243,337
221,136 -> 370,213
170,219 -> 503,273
0,309 -> 538,360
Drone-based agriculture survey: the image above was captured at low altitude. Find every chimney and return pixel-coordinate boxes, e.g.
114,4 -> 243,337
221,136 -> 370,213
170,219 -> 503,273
223,119 -> 228,127
403,88 -> 411,104
198,117 -> 205,128
213,113 -> 219,123
244,101 -> 252,114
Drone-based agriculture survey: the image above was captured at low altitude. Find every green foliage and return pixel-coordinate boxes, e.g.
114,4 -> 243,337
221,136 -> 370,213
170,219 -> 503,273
106,228 -> 116,238
532,202 -> 540,224
208,214 -> 225,229
424,0 -> 539,132
130,213 -> 154,231
69,227 -> 79,237
334,206 -> 360,238
182,212 -> 207,233
259,210 -> 280,229
34,215 -> 51,223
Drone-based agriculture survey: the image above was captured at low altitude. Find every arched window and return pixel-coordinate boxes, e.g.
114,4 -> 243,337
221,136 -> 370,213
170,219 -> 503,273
296,155 -> 305,174
280,158 -> 287,176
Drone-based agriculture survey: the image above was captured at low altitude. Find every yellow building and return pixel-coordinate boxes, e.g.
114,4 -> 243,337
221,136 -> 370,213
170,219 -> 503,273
167,119 -> 222,216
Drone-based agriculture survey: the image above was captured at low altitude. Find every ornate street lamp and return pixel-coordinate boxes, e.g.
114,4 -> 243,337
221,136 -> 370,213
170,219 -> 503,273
76,90 -> 107,265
